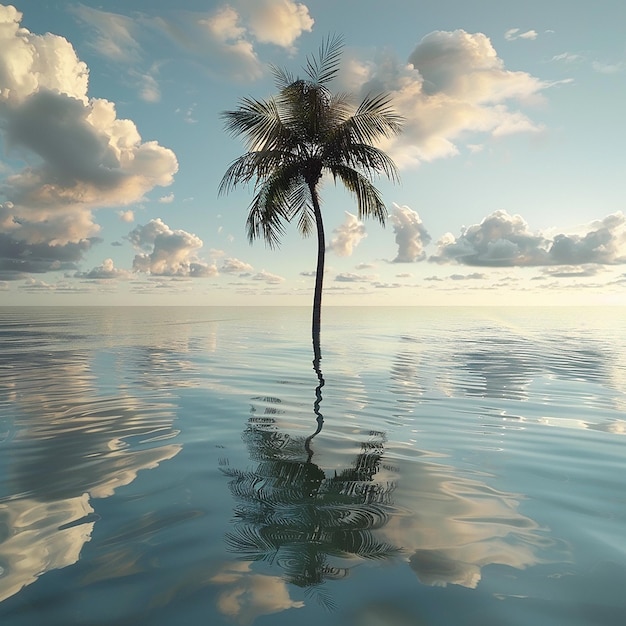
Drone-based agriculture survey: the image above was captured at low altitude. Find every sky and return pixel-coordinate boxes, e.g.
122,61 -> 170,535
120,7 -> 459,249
1,0 -> 625,306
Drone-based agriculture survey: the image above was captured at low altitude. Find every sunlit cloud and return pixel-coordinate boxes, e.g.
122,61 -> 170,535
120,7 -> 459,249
0,6 -> 178,278
328,212 -> 366,257
75,258 -> 133,280
245,0 -> 314,48
431,210 -> 626,267
118,210 -> 135,223
389,203 -> 431,262
128,218 -> 217,276
347,30 -> 549,167
252,269 -> 284,284
221,257 -> 254,274
148,1 -> 313,82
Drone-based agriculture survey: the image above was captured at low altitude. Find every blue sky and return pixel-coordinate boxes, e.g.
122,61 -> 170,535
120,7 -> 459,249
1,0 -> 625,305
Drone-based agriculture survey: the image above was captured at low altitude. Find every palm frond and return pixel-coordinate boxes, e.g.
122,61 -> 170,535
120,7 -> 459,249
332,165 -> 387,224
341,143 -> 400,182
340,92 -> 404,145
270,64 -> 295,90
218,150 -> 293,195
305,34 -> 344,85
278,80 -> 331,144
245,163 -> 317,246
287,184 -> 314,237
221,97 -> 288,151
325,530 -> 402,560
304,584 -> 337,612
246,178 -> 290,248
224,525 -> 279,560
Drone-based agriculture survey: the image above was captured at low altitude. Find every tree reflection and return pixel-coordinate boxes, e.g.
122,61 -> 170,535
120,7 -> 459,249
220,345 -> 400,606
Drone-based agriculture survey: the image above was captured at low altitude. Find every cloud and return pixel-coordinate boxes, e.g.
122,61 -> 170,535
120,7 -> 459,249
505,28 -> 538,41
551,52 -> 582,63
0,7 -> 178,278
328,212 -> 366,257
70,5 -> 163,102
128,218 -> 217,277
389,203 -> 431,262
252,269 -> 284,284
118,210 -> 135,223
159,193 -> 175,204
592,60 -> 623,75
245,0 -> 314,48
349,30 -> 549,167
70,4 -> 141,63
540,265 -> 601,278
17,277 -> 93,293
549,213 -> 626,265
138,1 -> 312,83
75,258 -> 133,280
431,210 -> 549,266
0,210 -> 95,278
221,257 -> 254,274
71,2 -> 308,86
210,562 -> 304,625
373,281 -> 403,289
431,211 -> 626,267
335,272 -> 376,283
449,272 -> 487,280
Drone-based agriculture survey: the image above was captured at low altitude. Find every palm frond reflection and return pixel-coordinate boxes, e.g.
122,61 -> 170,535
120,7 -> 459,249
220,364 -> 401,597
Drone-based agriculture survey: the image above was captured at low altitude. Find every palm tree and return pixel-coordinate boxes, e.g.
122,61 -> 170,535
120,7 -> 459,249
219,36 -> 402,355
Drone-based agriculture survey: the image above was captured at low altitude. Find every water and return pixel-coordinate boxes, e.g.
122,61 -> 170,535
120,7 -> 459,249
1,306 -> 625,626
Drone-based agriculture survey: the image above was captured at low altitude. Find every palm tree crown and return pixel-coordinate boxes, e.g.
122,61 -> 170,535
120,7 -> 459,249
219,35 -> 402,349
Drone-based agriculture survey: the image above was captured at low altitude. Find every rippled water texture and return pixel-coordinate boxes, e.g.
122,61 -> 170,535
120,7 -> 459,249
1,307 -> 625,625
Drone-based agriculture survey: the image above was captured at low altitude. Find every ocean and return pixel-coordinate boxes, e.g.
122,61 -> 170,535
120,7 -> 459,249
1,306 -> 625,625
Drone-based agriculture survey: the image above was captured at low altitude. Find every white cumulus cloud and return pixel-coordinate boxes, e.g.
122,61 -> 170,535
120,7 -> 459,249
389,203 -> 431,262
128,218 -> 216,277
221,257 -> 254,274
431,211 -> 626,267
348,30 -> 549,167
328,212 -> 367,257
245,0 -> 314,48
0,7 -> 178,278
76,258 -> 133,280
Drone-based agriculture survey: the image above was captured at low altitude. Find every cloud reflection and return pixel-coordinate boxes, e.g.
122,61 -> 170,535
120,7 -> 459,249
0,313 -> 181,603
0,494 -> 95,602
380,451 -> 562,589
210,562 -> 304,626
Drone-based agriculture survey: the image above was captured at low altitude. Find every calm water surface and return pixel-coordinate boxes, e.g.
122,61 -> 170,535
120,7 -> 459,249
0,307 -> 625,625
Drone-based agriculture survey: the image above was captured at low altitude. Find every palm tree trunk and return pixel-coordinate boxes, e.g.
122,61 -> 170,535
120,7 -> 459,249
310,185 -> 324,363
